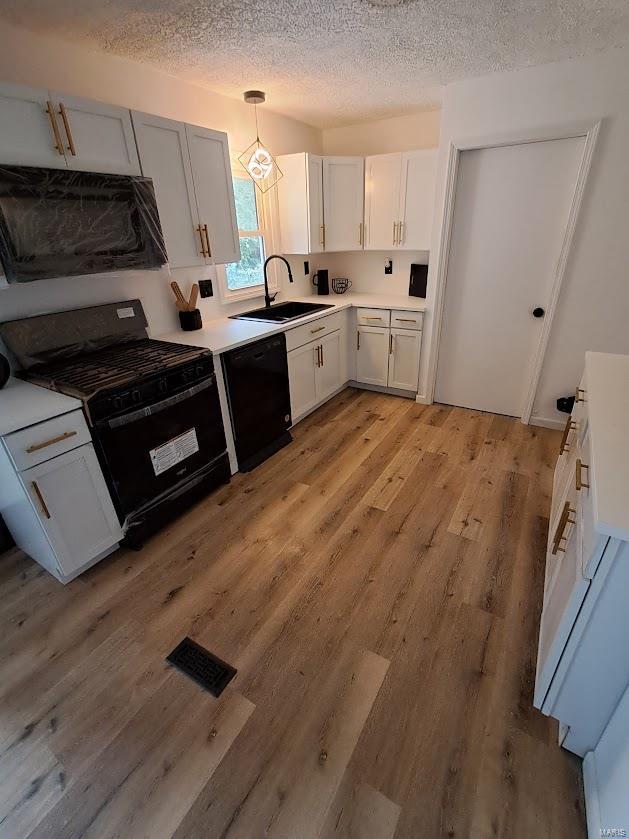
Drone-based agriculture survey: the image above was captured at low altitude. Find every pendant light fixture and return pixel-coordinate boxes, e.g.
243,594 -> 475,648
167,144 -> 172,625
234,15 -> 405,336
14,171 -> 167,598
239,90 -> 283,193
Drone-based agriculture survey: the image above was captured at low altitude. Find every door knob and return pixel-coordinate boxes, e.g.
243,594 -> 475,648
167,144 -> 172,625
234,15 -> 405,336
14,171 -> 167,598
533,307 -> 545,318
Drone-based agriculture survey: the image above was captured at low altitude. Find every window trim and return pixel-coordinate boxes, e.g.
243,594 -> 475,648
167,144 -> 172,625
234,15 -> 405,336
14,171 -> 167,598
216,162 -> 280,304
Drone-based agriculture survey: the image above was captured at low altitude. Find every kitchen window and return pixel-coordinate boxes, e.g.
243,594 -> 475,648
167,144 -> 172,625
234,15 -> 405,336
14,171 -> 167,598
218,166 -> 277,303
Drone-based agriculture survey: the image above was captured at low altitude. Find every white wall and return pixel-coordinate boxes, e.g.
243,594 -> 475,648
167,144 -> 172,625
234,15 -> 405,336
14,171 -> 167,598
0,21 -> 321,337
322,110 -> 441,156
423,48 -> 629,422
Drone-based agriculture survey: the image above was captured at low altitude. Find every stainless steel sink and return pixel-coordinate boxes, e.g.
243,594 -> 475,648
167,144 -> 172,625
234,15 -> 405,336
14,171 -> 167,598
230,301 -> 334,323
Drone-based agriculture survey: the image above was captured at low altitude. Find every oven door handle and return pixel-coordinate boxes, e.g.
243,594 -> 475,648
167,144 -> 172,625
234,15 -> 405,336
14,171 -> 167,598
103,376 -> 215,429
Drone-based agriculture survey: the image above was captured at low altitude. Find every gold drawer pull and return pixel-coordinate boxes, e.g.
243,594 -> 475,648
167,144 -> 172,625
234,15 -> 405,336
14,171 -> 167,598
575,387 -> 587,403
32,481 -> 51,519
576,458 -> 590,491
310,325 -> 325,334
365,316 -> 382,321
559,415 -> 576,455
552,501 -> 576,555
26,430 -> 77,454
395,317 -> 416,323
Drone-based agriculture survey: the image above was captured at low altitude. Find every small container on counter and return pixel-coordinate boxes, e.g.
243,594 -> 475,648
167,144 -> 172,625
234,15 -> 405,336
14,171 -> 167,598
178,308 -> 203,331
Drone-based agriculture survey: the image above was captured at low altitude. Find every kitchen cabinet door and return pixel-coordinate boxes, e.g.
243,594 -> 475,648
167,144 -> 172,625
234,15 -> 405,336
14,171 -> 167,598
132,112 -> 205,268
356,326 -> 389,387
398,149 -> 437,250
288,342 -> 318,422
315,330 -> 342,403
0,82 -> 68,169
50,92 -> 140,175
364,153 -> 402,250
308,155 -> 325,253
23,443 -> 122,578
322,156 -> 364,252
185,124 -> 240,265
388,327 -> 421,391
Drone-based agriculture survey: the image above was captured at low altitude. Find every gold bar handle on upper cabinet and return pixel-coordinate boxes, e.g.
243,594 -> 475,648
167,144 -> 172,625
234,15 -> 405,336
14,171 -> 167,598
397,221 -> 404,246
32,481 -> 51,519
559,415 -> 576,455
202,224 -> 212,257
552,501 -> 576,555
358,222 -> 364,247
58,103 -> 77,156
320,225 -> 325,247
576,458 -> 590,491
575,387 -> 587,403
196,225 -> 208,257
45,101 -> 64,155
392,221 -> 397,246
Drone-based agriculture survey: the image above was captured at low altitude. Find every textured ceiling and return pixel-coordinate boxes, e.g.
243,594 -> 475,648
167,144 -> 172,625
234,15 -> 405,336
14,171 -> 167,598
2,0 -> 629,127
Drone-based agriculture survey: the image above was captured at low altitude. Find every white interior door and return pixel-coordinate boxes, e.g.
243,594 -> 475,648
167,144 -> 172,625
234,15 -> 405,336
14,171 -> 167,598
435,137 -> 585,416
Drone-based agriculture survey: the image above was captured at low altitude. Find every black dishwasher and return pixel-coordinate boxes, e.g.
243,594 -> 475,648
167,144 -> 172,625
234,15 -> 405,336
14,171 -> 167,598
222,333 -> 292,471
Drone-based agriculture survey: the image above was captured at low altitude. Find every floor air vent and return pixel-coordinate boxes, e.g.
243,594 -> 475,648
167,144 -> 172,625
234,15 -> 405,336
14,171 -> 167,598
166,636 -> 237,697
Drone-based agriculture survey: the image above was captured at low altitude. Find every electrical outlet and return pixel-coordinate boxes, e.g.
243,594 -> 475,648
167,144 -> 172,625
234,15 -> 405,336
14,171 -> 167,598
304,260 -> 310,275
384,259 -> 393,275
198,279 -> 213,298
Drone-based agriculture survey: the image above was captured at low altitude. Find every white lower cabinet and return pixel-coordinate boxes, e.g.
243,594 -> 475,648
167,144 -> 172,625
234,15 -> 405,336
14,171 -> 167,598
356,326 -> 389,386
356,322 -> 422,392
23,444 -> 122,580
288,329 -> 343,422
388,328 -> 422,391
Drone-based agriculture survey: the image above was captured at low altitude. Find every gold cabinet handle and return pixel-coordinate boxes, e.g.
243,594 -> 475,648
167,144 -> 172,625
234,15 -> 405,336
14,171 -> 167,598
552,501 -> 576,555
389,333 -> 393,354
202,224 -> 212,257
311,325 -> 325,334
320,225 -> 325,247
357,330 -> 360,350
45,101 -> 64,155
315,346 -> 320,368
32,481 -> 51,519
365,316 -> 382,321
26,429 -> 77,454
196,224 -> 207,257
576,458 -> 590,491
575,387 -> 587,403
58,103 -> 76,156
358,222 -> 364,246
392,221 -> 397,246
398,221 -> 404,245
559,415 -> 576,455
320,343 -> 324,366
395,317 -> 416,323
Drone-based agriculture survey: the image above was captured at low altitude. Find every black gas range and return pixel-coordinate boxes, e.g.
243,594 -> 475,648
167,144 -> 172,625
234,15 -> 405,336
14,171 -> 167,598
0,300 -> 230,547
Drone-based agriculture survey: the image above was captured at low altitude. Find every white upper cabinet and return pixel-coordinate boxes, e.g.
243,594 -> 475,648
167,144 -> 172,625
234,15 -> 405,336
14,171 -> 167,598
322,156 -> 365,252
398,149 -> 437,250
50,92 -> 141,175
132,113 -> 240,267
364,152 -> 403,250
364,149 -> 437,251
185,124 -> 240,266
277,152 -> 324,254
0,83 -> 68,169
132,112 -> 206,269
0,83 -> 140,174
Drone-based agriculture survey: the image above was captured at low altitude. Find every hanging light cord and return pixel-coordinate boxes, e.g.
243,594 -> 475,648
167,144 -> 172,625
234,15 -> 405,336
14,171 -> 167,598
254,103 -> 260,142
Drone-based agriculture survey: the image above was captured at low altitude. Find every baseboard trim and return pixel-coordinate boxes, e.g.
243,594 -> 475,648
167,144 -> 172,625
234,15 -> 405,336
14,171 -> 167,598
529,415 -> 565,430
349,381 -> 416,400
582,751 -> 600,839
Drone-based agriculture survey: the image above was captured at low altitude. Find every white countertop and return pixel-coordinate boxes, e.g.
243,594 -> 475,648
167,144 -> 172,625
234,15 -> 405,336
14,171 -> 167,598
585,352 -> 629,542
158,293 -> 427,355
0,377 -> 82,437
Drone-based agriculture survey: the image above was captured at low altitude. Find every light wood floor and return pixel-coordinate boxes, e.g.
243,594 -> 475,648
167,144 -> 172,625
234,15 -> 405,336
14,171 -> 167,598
0,389 -> 585,838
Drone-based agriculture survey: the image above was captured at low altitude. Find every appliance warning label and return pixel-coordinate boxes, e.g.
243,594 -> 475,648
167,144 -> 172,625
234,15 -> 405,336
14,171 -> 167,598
150,428 -> 199,476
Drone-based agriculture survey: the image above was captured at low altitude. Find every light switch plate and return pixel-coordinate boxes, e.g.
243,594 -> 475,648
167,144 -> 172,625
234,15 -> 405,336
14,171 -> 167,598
384,259 -> 393,275
198,279 -> 213,298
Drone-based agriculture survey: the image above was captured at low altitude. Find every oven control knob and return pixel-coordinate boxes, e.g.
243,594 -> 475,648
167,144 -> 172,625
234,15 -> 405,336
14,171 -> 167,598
195,365 -> 204,377
131,389 -> 141,403
158,380 -> 168,393
112,396 -> 122,411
